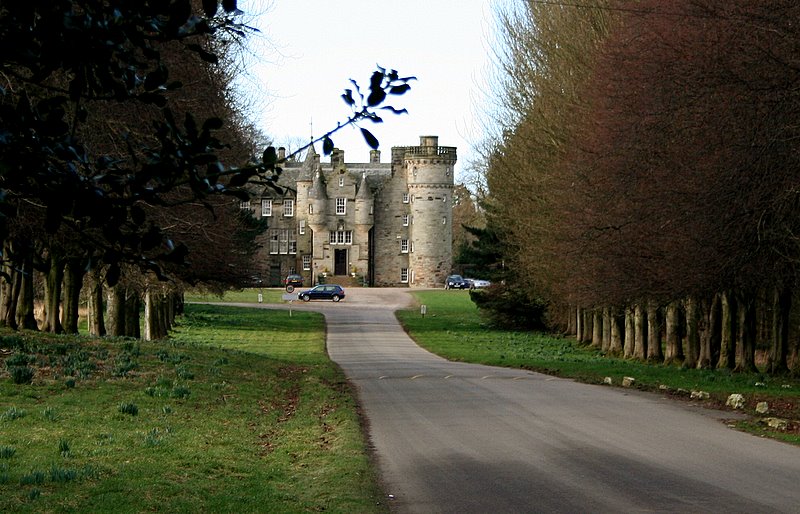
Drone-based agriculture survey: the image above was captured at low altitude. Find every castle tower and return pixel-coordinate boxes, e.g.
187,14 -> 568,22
405,136 -> 457,287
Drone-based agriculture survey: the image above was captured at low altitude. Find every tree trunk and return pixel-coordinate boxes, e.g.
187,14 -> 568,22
601,307 -> 611,352
697,295 -> 721,370
646,301 -> 663,362
566,305 -> 576,336
609,308 -> 623,354
144,286 -> 165,341
734,295 -> 758,373
664,301 -> 683,366
623,306 -> 635,358
42,252 -> 64,334
0,239 -> 20,329
87,268 -> 106,337
106,286 -> 127,337
15,253 -> 37,330
684,297 -> 699,368
591,309 -> 602,348
633,303 -> 647,360
766,286 -> 790,375
582,309 -> 593,344
718,291 -> 736,370
62,259 -> 85,334
576,307 -> 583,342
124,290 -> 141,339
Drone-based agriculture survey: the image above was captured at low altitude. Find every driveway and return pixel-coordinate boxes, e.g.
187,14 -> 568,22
249,288 -> 800,513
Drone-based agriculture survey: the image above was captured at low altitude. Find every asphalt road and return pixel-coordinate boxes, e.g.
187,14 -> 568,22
255,288 -> 800,513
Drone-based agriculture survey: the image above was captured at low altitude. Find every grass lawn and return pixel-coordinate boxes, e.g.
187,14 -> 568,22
0,304 -> 386,513
184,287 -> 287,304
397,290 -> 800,444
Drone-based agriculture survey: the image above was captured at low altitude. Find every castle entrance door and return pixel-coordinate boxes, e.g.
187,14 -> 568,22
334,249 -> 348,276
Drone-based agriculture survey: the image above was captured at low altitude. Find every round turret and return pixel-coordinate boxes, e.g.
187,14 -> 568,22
405,136 -> 457,287
354,173 -> 374,227
307,168 -> 328,228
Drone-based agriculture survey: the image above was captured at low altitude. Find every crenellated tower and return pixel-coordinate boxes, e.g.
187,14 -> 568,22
405,136 -> 457,287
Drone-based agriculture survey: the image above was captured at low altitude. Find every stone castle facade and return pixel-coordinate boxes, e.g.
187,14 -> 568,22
248,135 -> 457,288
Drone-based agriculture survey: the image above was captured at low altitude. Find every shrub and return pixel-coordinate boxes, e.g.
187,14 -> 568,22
469,284 -> 549,330
171,385 -> 190,399
1,407 -> 27,421
118,403 -> 139,416
19,470 -> 45,485
5,353 -> 34,368
49,465 -> 77,482
175,365 -> 194,380
9,366 -> 34,385
42,406 -> 57,422
58,439 -> 71,457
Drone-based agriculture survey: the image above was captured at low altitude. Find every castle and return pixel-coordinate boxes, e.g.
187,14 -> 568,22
247,136 -> 457,288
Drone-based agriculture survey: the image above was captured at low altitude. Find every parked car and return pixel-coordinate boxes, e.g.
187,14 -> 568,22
465,278 -> 491,289
444,274 -> 471,290
284,274 -> 304,288
297,284 -> 345,302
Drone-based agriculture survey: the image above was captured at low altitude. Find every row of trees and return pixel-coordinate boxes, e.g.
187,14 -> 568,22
0,1 -> 270,339
480,0 -> 800,373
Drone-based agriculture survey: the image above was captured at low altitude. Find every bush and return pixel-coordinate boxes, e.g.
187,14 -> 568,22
9,366 -> 34,385
118,403 -> 138,416
469,284 -> 549,330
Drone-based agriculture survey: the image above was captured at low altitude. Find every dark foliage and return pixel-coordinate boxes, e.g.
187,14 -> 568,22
469,284 -> 549,331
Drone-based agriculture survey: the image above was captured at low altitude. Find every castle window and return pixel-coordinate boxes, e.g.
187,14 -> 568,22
400,239 -> 409,253
240,200 -> 251,211
269,229 -> 279,254
402,192 -> 409,204
339,176 -> 345,187
308,204 -> 313,215
302,255 -> 311,270
299,220 -> 306,235
400,268 -> 409,283
261,199 -> 271,216
329,230 -> 352,245
271,229 -> 296,254
283,199 -> 294,217
443,217 -> 447,224
402,214 -> 409,227
336,197 -> 347,215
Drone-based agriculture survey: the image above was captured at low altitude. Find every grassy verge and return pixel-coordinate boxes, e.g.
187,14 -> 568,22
0,304 -> 386,513
397,290 -> 800,443
184,287 -> 287,304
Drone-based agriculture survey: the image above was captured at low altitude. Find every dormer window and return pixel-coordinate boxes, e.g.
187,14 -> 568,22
261,198 -> 272,217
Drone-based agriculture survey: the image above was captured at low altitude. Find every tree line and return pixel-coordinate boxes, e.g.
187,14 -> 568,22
478,0 -> 800,374
0,0 -> 271,339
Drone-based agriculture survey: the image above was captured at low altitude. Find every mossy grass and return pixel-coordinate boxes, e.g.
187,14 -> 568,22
0,304 -> 386,512
398,290 -> 800,443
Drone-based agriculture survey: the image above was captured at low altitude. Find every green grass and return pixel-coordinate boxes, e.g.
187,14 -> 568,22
184,287 -> 287,304
398,290 -> 800,443
0,304 -> 386,513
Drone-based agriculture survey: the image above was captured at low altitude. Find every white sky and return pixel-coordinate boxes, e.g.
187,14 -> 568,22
235,0 -> 500,183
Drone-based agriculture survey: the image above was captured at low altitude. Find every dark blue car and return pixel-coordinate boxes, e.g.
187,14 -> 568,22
298,285 -> 345,302
445,274 -> 470,290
